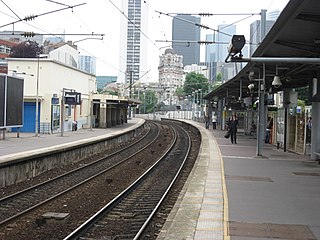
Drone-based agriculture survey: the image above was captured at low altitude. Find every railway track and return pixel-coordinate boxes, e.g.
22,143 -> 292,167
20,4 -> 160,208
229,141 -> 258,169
0,120 -> 200,240
0,121 -> 161,227
64,122 -> 191,240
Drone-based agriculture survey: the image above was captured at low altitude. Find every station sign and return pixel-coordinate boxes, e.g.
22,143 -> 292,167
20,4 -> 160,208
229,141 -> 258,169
64,92 -> 81,105
51,97 -> 59,105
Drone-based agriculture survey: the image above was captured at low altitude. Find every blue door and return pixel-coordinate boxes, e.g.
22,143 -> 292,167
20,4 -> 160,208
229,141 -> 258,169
12,102 -> 40,133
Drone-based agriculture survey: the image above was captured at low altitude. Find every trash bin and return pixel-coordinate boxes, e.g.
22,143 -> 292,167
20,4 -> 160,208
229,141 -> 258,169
72,121 -> 77,131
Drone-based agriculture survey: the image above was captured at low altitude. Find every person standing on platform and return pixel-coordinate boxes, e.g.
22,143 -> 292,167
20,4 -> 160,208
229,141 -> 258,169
265,117 -> 273,143
204,114 -> 210,129
306,117 -> 312,145
211,113 -> 217,130
228,114 -> 238,144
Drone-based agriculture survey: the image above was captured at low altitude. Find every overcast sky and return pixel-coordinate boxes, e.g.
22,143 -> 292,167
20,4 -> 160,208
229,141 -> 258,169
0,0 -> 290,81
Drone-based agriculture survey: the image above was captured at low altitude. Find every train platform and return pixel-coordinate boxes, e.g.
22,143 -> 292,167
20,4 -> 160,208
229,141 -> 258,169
1,118 -> 320,239
0,118 -> 144,163
158,120 -> 320,240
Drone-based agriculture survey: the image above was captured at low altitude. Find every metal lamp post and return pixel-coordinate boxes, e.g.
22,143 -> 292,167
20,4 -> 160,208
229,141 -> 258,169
35,56 -> 48,137
35,57 -> 40,137
192,92 -> 195,120
198,89 -> 202,119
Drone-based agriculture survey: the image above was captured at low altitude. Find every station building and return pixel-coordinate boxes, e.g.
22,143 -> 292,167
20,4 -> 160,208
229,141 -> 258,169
6,58 -> 132,134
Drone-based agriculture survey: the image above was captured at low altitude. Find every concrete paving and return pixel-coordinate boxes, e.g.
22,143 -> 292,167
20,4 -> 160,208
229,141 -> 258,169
157,120 -> 320,240
0,118 -> 144,161
214,127 -> 320,240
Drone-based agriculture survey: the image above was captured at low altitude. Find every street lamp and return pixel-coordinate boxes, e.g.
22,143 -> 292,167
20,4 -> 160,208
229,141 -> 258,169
192,91 -> 195,120
35,57 -> 40,137
198,89 -> 203,120
35,56 -> 47,137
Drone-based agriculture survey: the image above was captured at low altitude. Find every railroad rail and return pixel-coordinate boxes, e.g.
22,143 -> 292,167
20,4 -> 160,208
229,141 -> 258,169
0,122 -> 161,227
63,121 -> 191,240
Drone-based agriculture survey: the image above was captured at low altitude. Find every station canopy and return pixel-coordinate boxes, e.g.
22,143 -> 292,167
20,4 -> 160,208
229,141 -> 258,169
204,0 -> 320,102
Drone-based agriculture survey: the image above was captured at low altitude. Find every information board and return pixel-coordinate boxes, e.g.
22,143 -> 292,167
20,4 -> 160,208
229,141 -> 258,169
0,75 -> 24,128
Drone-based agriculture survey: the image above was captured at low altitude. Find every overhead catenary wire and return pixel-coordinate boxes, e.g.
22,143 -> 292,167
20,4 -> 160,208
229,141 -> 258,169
45,0 -> 71,7
0,2 -> 86,29
142,1 -> 170,51
76,43 -> 126,75
0,0 -> 22,20
166,12 -> 261,16
0,32 -> 105,37
0,2 -> 100,44
155,10 -> 259,45
55,1 -> 128,76
0,1 -> 123,75
156,40 -> 231,45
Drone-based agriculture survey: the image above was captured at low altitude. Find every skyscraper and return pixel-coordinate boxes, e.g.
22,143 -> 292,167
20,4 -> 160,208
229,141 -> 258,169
250,10 -> 280,56
205,34 -> 216,63
79,55 -> 96,75
119,0 -> 148,84
249,20 -> 277,56
215,24 -> 236,62
204,25 -> 236,82
172,15 -> 200,66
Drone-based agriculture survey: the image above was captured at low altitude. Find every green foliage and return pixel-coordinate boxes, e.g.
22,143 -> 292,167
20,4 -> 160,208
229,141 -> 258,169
297,99 -> 305,108
98,89 -> 116,95
97,88 -> 104,94
108,91 -> 118,96
139,90 -> 158,113
296,86 -> 309,105
175,87 -> 185,100
216,73 -> 222,82
10,40 -> 43,58
183,72 -> 209,96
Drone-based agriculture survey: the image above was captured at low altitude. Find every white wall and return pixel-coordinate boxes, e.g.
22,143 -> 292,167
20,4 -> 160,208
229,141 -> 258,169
7,58 -> 96,131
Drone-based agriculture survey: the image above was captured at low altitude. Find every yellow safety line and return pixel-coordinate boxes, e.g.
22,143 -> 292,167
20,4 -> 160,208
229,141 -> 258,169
217,138 -> 230,240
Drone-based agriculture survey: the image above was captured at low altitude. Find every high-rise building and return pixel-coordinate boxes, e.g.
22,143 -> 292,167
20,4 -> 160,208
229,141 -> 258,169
205,34 -> 216,63
119,0 -> 148,84
250,10 -> 280,56
96,76 -> 117,91
204,34 -> 218,83
79,55 -> 96,75
204,25 -> 236,82
215,24 -> 236,62
267,10 -> 281,21
249,20 -> 277,56
172,15 -> 200,66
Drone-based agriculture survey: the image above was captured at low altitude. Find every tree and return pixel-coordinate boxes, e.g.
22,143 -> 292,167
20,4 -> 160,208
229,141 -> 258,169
296,86 -> 309,105
10,40 -> 43,58
183,72 -> 209,96
139,90 -> 158,113
216,73 -> 222,82
175,87 -> 185,100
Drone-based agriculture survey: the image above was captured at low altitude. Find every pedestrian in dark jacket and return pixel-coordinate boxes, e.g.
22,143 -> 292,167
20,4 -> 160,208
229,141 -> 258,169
204,114 -> 210,129
265,117 -> 273,143
228,114 -> 238,144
